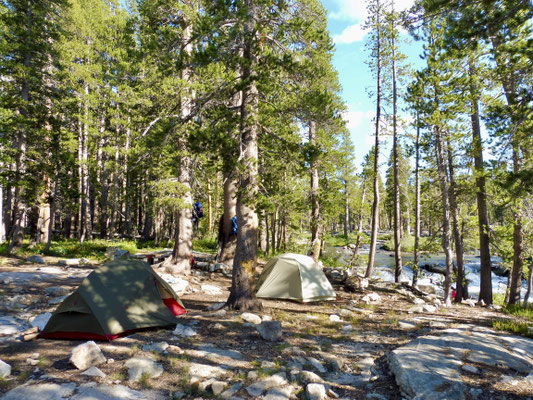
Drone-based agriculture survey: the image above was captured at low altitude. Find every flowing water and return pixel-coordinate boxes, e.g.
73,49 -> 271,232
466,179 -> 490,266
329,245 -> 528,300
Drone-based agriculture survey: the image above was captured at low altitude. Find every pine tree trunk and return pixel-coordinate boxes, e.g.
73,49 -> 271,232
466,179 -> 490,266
226,2 -> 262,311
79,85 -> 92,243
523,260 -> 532,307
207,180 -> 213,235
309,121 -> 321,262
0,179 -> 5,243
167,16 -> 194,276
365,5 -> 381,278
259,212 -> 268,252
344,180 -> 349,237
123,119 -> 132,238
271,209 -> 277,255
392,26 -> 403,283
469,58 -> 492,304
353,178 -> 367,256
108,146 -> 120,239
218,172 -> 237,265
508,146 -> 524,304
98,129 -> 109,239
446,134 -> 466,301
265,213 -> 270,255
412,112 -> 421,288
434,124 -> 454,306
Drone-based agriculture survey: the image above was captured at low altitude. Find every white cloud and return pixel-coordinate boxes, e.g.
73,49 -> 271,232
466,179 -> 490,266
328,0 -> 415,22
329,0 -> 367,21
343,109 -> 364,129
333,23 -> 367,44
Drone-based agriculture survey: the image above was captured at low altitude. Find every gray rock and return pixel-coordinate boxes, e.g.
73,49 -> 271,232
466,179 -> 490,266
1,383 -> 76,400
220,383 -> 242,399
340,309 -> 355,318
212,309 -> 227,317
299,370 -> 323,383
142,342 -> 169,353
0,316 -> 28,335
81,366 -> 106,377
44,286 -> 70,296
58,258 -> 81,266
71,383 -> 165,400
398,320 -> 417,330
48,295 -> 67,305
256,321 -> 282,341
29,312 -> 52,331
173,391 -> 186,400
422,304 -> 437,313
0,359 -> 11,378
411,298 -> 426,305
461,364 -> 479,374
246,372 -> 288,397
248,370 -> 259,380
70,341 -> 106,370
306,383 -> 327,400
366,393 -> 388,400
407,305 -> 425,313
172,324 -> 197,337
124,357 -> 164,382
329,314 -> 341,323
263,385 -> 293,400
207,302 -> 226,311
211,381 -> 227,396
306,357 -> 326,373
198,378 -> 216,392
241,312 -> 262,325
27,255 -> 44,264
188,362 -> 227,384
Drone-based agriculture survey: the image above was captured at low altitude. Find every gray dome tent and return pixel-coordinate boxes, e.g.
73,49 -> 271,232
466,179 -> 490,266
255,253 -> 336,303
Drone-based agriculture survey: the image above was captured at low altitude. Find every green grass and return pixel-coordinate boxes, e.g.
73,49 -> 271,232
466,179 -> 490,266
492,304 -> 533,338
192,237 -> 218,254
1,238 -> 165,261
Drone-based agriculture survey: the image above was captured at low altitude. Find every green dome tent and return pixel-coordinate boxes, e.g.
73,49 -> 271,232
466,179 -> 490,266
255,253 -> 336,303
40,259 -> 186,341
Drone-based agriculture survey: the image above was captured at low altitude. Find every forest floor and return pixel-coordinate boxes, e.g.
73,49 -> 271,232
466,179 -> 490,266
0,254 -> 532,399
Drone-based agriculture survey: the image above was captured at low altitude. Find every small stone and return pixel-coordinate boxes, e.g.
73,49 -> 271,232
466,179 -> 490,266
173,391 -> 186,400
207,302 -> 226,311
26,358 -> 39,366
422,304 -> 437,313
462,364 -> 479,374
81,367 -> 106,377
172,324 -> 197,337
142,341 -> 169,353
398,320 -> 416,330
212,381 -> 227,396
0,359 -> 12,378
307,357 -> 326,373
212,309 -> 227,317
327,388 -> 340,398
248,370 -> 259,380
300,370 -> 322,383
27,255 -> 45,264
340,309 -> 355,318
261,361 -> 277,369
306,383 -> 327,400
220,383 -> 242,399
329,314 -> 341,323
124,357 -> 164,382
58,258 -> 81,266
411,298 -> 425,305
44,286 -> 70,296
256,321 -> 282,341
341,324 -> 353,332
201,284 -> 223,295
70,341 -> 106,370
241,312 -> 262,325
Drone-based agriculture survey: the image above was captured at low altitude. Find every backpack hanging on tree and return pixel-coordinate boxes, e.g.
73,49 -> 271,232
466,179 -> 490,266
194,202 -> 204,218
230,216 -> 238,235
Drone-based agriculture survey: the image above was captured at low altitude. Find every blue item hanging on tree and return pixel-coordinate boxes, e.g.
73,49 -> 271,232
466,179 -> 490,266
231,216 -> 238,236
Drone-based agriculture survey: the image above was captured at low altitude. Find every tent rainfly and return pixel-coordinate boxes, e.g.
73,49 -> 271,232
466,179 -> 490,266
40,259 -> 186,341
255,253 -> 336,303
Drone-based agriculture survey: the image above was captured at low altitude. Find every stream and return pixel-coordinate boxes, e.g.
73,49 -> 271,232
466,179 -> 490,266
329,245 -> 528,300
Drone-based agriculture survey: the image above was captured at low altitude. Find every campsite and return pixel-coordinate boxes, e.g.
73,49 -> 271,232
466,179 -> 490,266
1,0 -> 532,399
0,247 -> 532,399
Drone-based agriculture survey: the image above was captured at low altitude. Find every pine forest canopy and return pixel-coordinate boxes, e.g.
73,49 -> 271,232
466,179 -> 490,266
0,0 -> 531,310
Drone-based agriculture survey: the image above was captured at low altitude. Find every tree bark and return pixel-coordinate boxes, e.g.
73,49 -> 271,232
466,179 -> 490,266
226,1 -> 262,311
446,134 -> 467,301
365,2 -> 382,278
468,58 -> 492,304
218,172 -> 237,265
434,124 -> 454,306
412,111 -> 421,288
353,177 -> 367,256
309,121 -> 321,262
391,17 -> 403,283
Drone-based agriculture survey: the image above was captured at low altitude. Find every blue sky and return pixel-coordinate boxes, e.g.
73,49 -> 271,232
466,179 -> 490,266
321,0 -> 423,170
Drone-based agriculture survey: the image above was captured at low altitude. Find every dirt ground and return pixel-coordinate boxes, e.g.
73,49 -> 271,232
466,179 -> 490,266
0,255 -> 531,399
